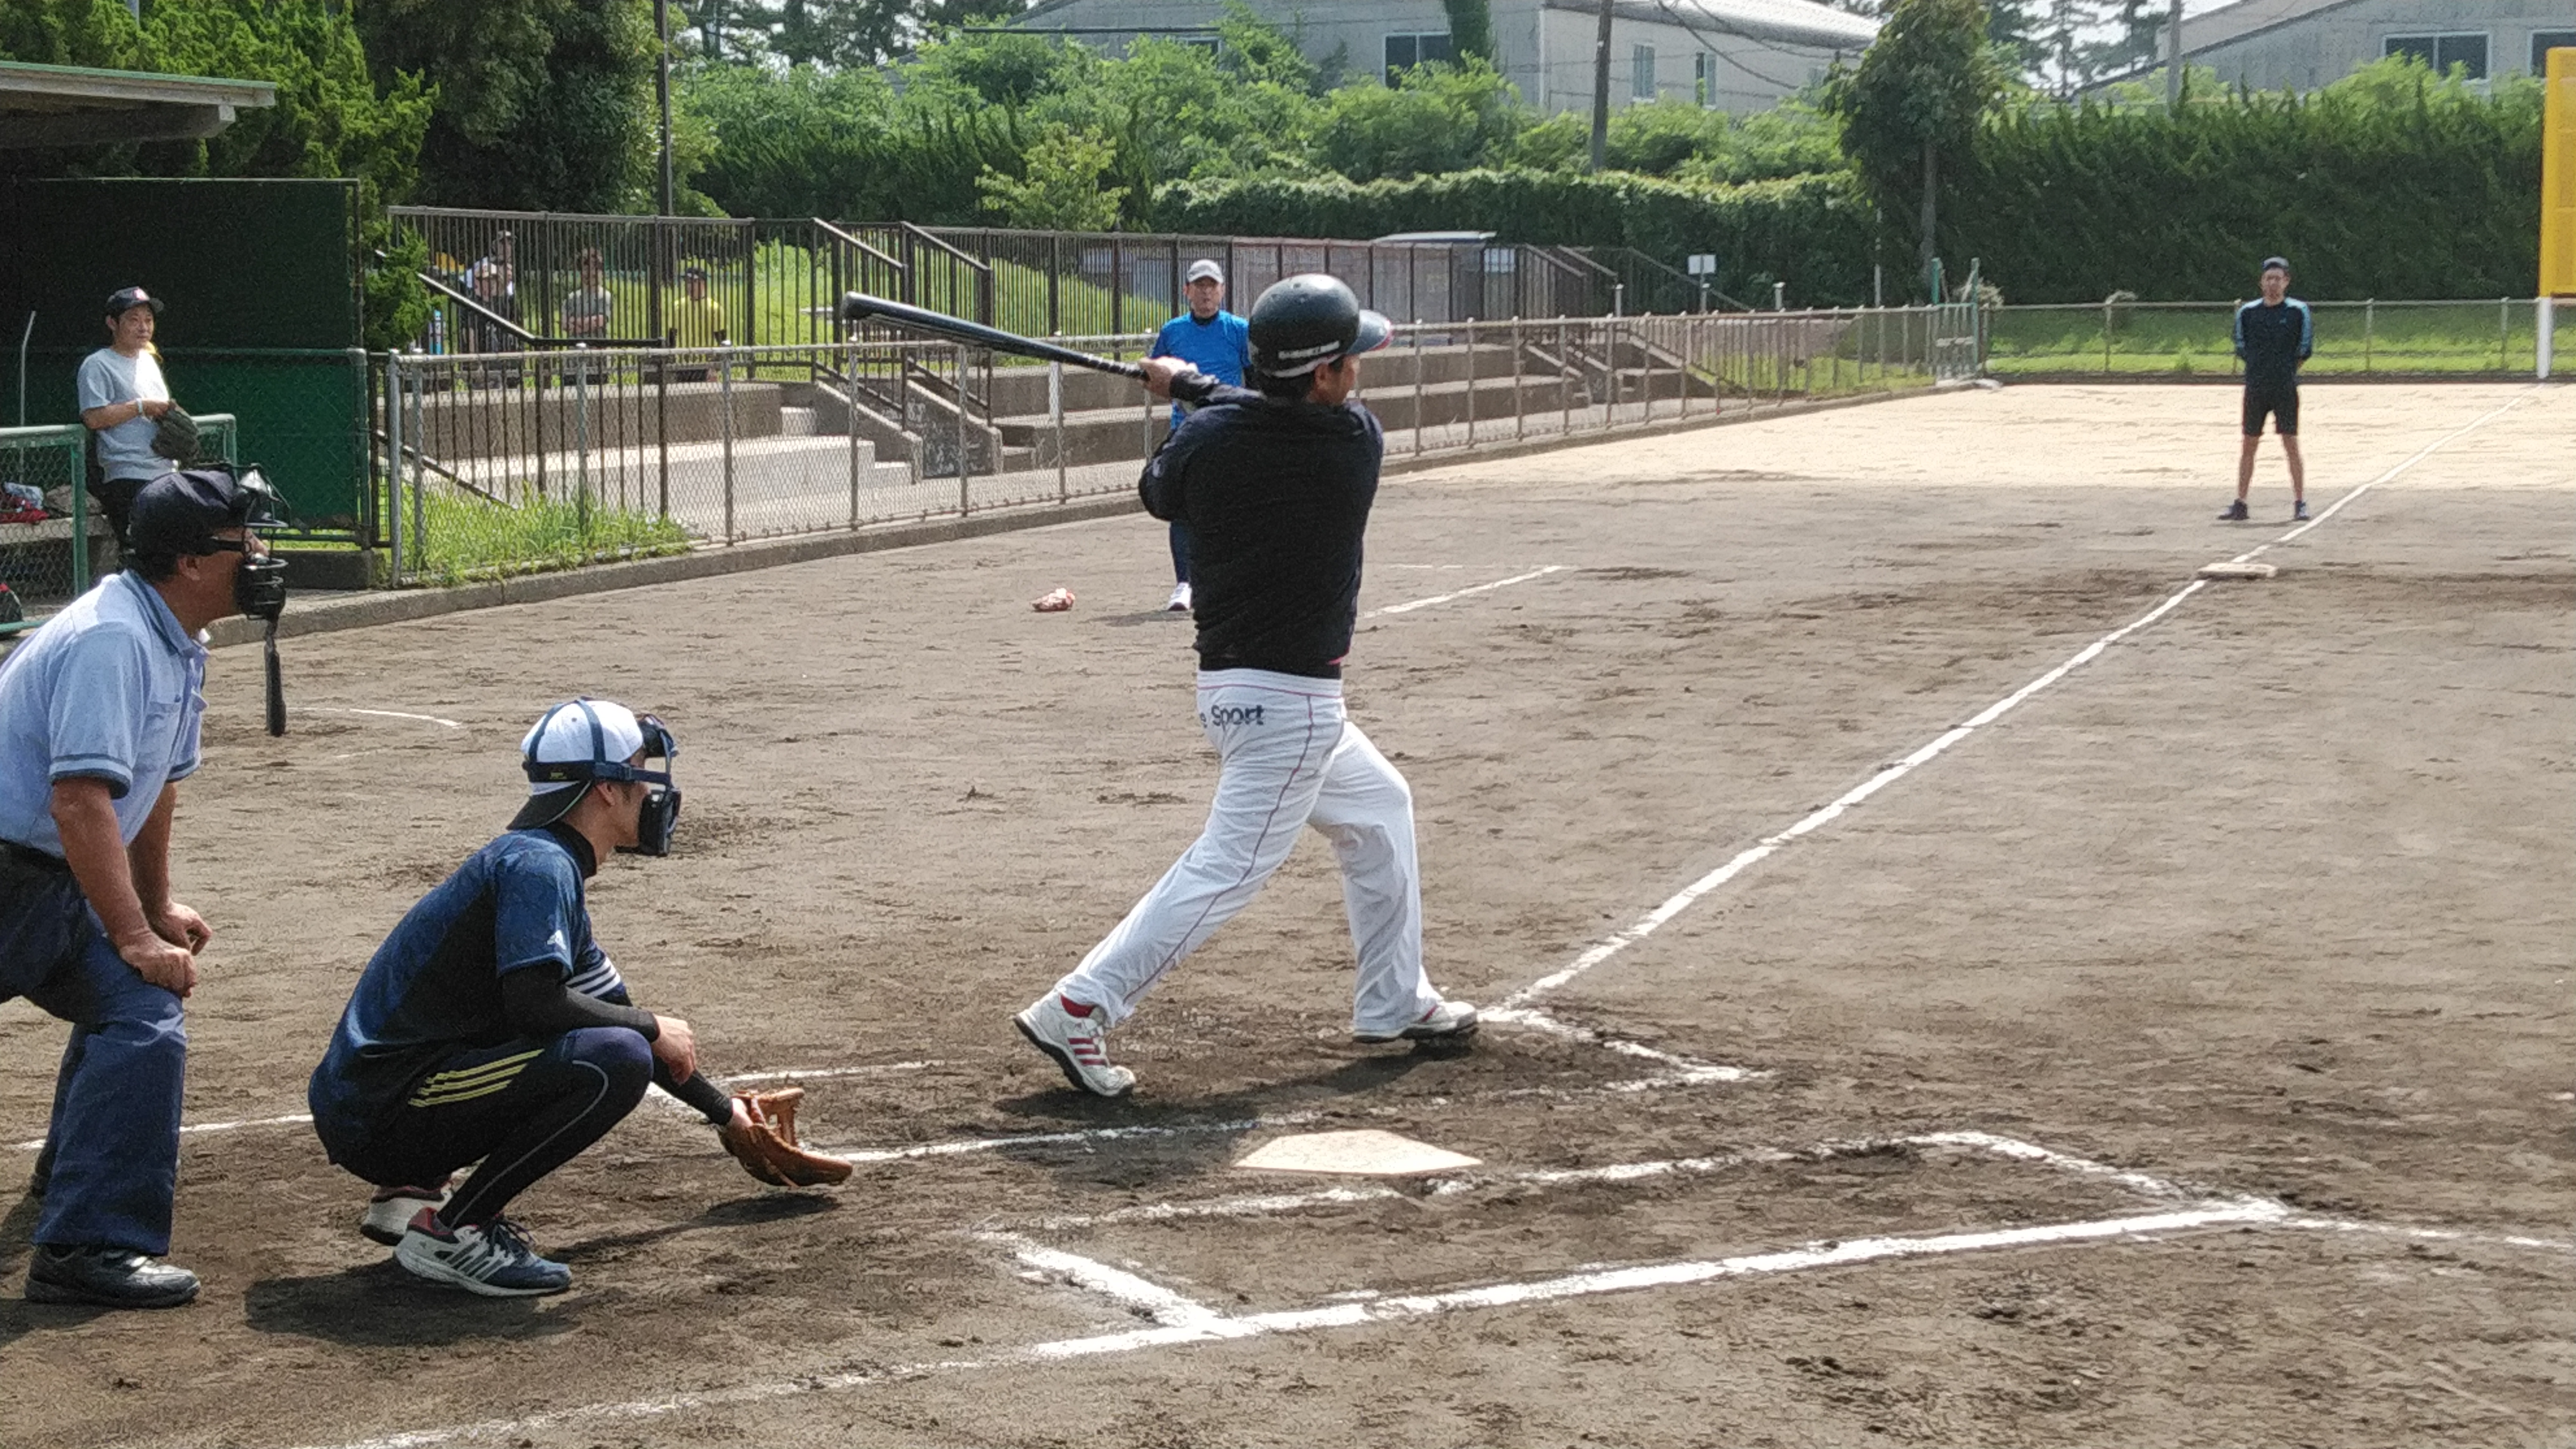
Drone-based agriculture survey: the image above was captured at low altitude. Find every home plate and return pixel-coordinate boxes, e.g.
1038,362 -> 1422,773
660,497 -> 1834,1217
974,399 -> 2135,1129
2198,560 -> 2278,580
1236,1129 -> 1481,1176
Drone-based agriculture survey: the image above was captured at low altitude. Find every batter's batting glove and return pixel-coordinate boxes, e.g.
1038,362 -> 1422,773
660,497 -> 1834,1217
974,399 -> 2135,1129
718,1087 -> 853,1188
150,406 -> 201,464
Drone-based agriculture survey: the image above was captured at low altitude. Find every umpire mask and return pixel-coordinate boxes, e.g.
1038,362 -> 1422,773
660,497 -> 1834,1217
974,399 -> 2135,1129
230,468 -> 289,621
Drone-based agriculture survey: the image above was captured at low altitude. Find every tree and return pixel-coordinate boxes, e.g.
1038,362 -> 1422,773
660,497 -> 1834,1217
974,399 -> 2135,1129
679,0 -> 1028,69
1315,58 -> 1523,182
1824,0 -> 2006,289
354,0 -> 658,212
975,125 -> 1125,230
1441,0 -> 1495,65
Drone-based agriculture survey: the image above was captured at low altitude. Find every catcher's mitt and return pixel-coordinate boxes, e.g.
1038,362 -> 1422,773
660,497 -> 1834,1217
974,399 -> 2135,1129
150,405 -> 200,464
718,1087 -> 852,1188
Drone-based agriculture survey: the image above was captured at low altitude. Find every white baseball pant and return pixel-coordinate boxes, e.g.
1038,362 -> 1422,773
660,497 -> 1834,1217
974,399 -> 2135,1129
1050,668 -> 1444,1036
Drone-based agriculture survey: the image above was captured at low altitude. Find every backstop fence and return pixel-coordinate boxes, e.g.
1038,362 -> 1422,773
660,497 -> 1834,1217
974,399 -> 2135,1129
389,208 -> 1727,365
373,304 -> 1974,586
0,413 -> 240,633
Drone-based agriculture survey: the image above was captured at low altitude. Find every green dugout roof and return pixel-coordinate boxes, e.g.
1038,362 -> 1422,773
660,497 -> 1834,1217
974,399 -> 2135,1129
0,59 -> 274,150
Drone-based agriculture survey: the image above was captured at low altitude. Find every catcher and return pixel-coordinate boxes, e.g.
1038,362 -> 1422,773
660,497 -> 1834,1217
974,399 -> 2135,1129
306,700 -> 847,1298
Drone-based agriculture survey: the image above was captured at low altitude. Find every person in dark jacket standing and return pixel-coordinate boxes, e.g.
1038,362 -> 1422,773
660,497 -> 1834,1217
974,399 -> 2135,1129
2225,257 -> 2314,522
1014,275 -> 1477,1098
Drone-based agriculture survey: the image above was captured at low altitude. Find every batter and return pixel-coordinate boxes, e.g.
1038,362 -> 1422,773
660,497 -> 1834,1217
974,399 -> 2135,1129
1015,274 -> 1477,1098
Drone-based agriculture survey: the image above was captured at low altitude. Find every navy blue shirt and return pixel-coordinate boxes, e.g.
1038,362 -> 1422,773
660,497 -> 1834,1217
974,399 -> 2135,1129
1141,377 -> 1382,679
2234,297 -> 2313,388
308,828 -> 631,1150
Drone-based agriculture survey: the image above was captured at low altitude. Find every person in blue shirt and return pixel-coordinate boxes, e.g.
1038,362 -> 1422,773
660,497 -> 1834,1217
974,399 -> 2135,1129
1147,260 -> 1251,612
2225,257 -> 2315,522
0,469 -> 286,1309
308,699 -> 771,1297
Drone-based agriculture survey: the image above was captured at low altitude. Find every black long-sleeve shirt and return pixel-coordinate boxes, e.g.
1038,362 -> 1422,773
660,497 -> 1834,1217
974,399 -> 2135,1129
2233,297 -> 2313,388
1140,374 -> 1383,679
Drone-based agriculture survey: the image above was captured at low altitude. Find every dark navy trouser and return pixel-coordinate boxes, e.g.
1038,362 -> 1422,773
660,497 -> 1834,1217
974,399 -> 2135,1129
0,857 -> 188,1255
1169,520 -> 1193,584
321,1028 -> 651,1227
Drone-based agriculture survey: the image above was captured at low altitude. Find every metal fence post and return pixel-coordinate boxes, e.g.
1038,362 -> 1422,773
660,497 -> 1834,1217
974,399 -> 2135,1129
860,338 -> 870,531
720,345 -> 735,544
1464,320 -> 1477,450
384,352 -> 404,582
2499,295 -> 2510,371
1560,317 -> 1573,436
1050,358 -> 1067,504
957,343 -> 972,515
574,350 -> 592,541
1512,316 -> 1525,441
1412,321 -> 1426,457
2364,298 -> 2375,372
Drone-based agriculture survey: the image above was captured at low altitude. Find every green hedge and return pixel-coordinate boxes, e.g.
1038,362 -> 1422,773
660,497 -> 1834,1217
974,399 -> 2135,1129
1944,81 -> 2544,302
1152,168 -> 1882,306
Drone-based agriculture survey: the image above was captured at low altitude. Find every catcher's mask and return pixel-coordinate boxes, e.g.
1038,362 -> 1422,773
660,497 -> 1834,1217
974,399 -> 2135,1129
510,699 -> 683,856
127,465 -> 290,619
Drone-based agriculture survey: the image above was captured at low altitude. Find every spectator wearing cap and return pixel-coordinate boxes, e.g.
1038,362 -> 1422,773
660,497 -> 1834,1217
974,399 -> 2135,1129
665,267 -> 727,383
0,469 -> 284,1309
1146,260 -> 1251,612
77,288 -> 181,547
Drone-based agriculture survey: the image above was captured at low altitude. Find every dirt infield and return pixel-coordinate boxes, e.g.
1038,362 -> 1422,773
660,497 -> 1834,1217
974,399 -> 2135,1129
0,381 -> 2567,1448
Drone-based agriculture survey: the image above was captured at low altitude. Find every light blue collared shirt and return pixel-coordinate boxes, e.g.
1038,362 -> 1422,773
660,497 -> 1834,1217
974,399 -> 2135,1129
0,570 -> 207,855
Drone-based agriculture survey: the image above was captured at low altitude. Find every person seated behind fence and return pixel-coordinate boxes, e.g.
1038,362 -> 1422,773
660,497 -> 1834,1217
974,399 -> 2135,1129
77,287 -> 181,547
465,261 -> 522,390
560,247 -> 616,384
665,267 -> 727,383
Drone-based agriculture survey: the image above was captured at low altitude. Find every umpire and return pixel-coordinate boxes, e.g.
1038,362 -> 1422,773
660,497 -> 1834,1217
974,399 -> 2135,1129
0,469 -> 284,1308
1015,274 -> 1477,1097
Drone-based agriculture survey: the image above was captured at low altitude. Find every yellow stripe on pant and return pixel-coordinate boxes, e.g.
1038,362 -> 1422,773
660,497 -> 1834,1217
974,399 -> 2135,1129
408,1048 -> 544,1107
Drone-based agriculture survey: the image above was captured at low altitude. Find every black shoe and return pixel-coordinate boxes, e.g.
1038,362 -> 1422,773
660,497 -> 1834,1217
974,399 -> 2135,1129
26,1245 -> 200,1309
2219,499 -> 2249,521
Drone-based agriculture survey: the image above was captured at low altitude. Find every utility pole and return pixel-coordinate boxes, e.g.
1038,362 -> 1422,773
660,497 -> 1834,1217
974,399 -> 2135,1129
2164,0 -> 2184,109
1589,0 -> 1614,172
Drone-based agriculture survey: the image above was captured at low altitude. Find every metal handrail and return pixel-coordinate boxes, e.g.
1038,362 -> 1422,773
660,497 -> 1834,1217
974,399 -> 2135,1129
813,218 -> 906,274
420,271 -> 536,345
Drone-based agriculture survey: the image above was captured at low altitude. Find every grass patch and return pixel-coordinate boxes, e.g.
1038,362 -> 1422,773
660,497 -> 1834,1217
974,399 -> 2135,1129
408,488 -> 693,586
1984,302 -> 2548,377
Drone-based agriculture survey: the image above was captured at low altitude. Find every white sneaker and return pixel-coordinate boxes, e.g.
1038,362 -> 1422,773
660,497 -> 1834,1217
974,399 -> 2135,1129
1355,999 -> 1480,1043
361,1180 -> 452,1246
1015,993 -> 1137,1097
395,1210 -> 572,1297
1165,582 -> 1192,612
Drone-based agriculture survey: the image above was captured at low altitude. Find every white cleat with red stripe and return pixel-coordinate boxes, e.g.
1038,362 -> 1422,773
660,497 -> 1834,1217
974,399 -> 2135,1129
1015,993 -> 1138,1097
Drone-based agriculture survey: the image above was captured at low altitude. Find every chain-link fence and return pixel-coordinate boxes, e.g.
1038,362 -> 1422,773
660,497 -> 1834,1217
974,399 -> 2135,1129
1984,298 -> 2567,378
377,306 -> 1967,585
0,414 -> 240,633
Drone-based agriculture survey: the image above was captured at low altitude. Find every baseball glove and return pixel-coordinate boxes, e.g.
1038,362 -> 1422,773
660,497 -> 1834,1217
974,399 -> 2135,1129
150,406 -> 200,464
718,1087 -> 852,1188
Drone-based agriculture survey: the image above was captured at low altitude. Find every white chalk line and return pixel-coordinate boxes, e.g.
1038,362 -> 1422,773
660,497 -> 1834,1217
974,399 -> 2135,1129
1004,1129 -> 2185,1232
2227,388 -> 2542,568
306,707 -> 467,731
272,1197 -> 2292,1449
987,1233 -> 1227,1328
1365,564 -> 1566,617
1503,393 -> 2535,1009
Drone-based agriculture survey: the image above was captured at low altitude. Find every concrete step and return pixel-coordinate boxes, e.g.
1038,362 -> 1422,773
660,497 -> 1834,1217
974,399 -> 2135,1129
781,405 -> 818,437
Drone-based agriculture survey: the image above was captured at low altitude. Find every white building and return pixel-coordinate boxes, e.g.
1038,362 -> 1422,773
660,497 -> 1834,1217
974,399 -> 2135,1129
2099,0 -> 2576,93
1005,0 -> 1880,115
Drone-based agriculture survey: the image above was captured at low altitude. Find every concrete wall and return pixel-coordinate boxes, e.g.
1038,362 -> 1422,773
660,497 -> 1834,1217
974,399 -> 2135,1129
1013,0 -> 1870,117
413,380 -> 783,463
2177,0 -> 2572,92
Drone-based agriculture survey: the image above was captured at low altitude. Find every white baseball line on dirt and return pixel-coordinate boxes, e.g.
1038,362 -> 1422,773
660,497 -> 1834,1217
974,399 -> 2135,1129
274,1199 -> 2290,1449
1503,392 -> 2537,1009
2275,1215 -> 2576,1257
987,1233 -> 1227,1327
307,707 -> 467,730
1006,1130 -> 2184,1232
1365,564 -> 1566,617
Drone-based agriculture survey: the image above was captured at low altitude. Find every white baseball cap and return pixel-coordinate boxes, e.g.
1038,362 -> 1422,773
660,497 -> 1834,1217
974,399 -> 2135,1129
1185,259 -> 1223,284
509,699 -> 671,830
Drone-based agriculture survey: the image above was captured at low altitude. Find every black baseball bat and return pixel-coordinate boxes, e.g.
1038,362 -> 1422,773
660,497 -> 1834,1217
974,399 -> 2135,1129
263,619 -> 286,737
836,294 -> 1146,379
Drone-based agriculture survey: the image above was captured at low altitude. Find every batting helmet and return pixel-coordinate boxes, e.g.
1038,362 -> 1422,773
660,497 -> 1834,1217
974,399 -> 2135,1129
1248,274 -> 1392,380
